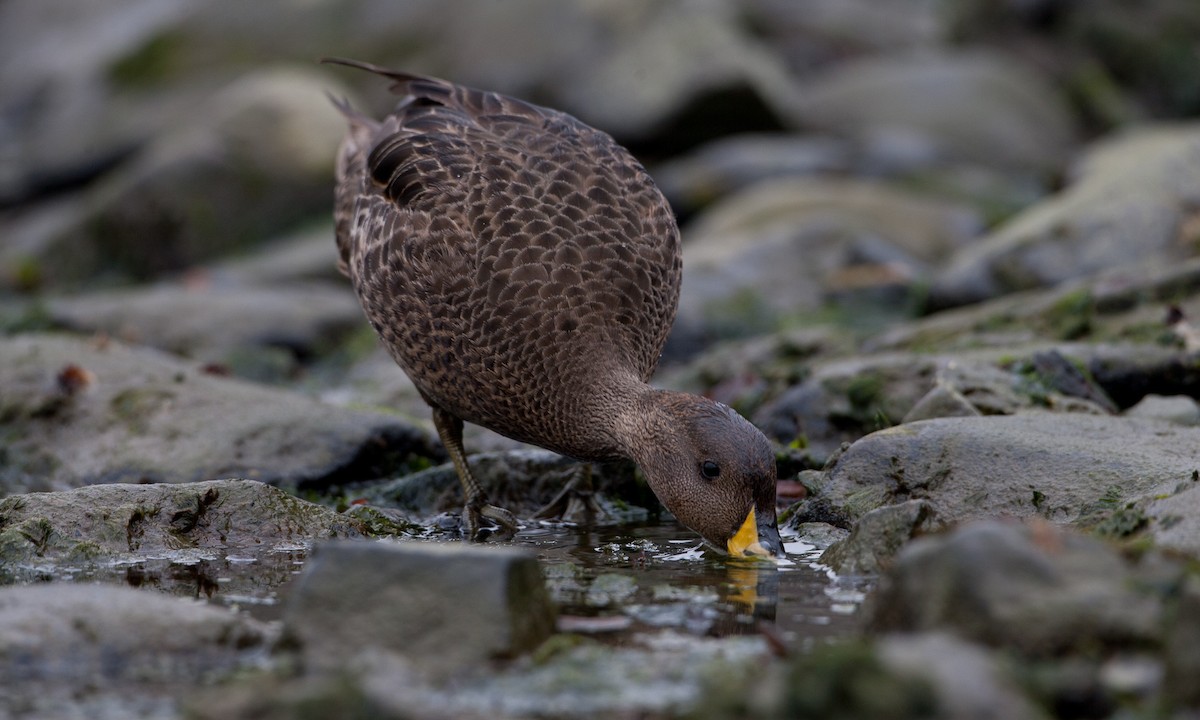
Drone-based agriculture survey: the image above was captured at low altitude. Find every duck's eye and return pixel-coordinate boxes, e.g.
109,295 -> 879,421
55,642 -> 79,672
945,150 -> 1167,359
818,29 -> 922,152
700,460 -> 721,480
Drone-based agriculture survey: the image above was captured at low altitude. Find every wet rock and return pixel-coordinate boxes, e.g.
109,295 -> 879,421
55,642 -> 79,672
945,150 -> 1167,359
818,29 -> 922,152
4,67 -> 351,289
819,499 -> 941,575
0,334 -> 438,494
44,281 -> 362,379
868,521 -> 1162,655
811,413 -> 1200,528
0,583 -> 269,718
283,539 -> 555,680
0,478 -> 362,564
930,125 -> 1200,308
677,178 -> 981,341
791,52 -> 1077,176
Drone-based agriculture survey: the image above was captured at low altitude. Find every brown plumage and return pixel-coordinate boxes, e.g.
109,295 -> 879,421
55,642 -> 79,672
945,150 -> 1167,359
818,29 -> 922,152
325,58 -> 782,557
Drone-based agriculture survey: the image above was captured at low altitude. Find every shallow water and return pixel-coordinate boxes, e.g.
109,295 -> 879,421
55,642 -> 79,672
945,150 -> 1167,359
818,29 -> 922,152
6,518 -> 867,652
514,520 -> 867,649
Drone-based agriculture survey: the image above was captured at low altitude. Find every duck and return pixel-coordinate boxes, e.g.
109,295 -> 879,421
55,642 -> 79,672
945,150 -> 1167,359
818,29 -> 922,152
324,58 -> 782,558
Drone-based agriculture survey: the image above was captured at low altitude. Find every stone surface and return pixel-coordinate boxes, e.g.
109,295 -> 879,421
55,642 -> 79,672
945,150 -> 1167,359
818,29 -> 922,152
2,67 -> 352,289
867,521 -> 1162,655
676,178 -> 981,340
1125,394 -> 1200,426
876,632 -> 1049,720
813,413 -> 1200,527
0,583 -> 269,718
0,478 -> 362,563
283,539 -> 556,680
930,125 -> 1200,308
790,52 -> 1077,175
45,281 -> 363,375
0,334 -> 438,494
819,499 -> 941,575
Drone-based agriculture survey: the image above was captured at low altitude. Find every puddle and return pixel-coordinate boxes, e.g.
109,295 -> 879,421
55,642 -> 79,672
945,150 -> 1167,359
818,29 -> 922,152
2,519 -> 868,648
513,520 -> 868,648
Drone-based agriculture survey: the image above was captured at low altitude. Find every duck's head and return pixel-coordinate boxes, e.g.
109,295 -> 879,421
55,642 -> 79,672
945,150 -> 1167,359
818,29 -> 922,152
627,391 -> 784,558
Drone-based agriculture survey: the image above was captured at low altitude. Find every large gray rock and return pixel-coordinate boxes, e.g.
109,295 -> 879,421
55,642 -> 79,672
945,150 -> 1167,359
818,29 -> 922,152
0,334 -> 438,494
1146,482 -> 1200,557
815,413 -> 1200,527
0,478 -> 362,563
0,582 -> 269,718
2,67 -> 351,289
283,540 -> 555,681
930,124 -> 1200,308
868,521 -> 1162,655
790,52 -> 1077,176
677,178 -> 981,340
45,280 -> 363,377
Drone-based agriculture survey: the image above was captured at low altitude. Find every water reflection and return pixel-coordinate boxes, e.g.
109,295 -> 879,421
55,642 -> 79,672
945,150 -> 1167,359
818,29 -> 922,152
518,519 -> 867,649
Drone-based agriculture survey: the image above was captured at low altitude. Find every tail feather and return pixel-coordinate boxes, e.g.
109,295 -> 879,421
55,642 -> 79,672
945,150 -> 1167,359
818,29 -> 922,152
319,56 -> 433,95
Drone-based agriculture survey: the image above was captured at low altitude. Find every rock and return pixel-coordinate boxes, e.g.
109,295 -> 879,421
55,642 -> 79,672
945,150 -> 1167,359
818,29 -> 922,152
812,413 -> 1200,527
677,178 -> 981,340
0,583 -> 269,718
790,52 -> 1077,176
1164,576 -> 1200,708
652,133 -> 852,213
745,0 -> 946,61
1145,482 -> 1200,556
753,353 -> 940,460
0,478 -> 362,563
0,334 -> 438,494
0,0 -> 191,204
547,1 -> 796,144
930,125 -> 1200,308
819,499 -> 941,575
282,539 -> 555,680
3,67 -> 352,289
1125,394 -> 1200,426
205,223 -> 346,286
875,632 -> 1049,720
868,521 -> 1162,655
901,383 -> 982,423
689,640 -> 940,720
875,255 -> 1200,355
45,281 -> 363,381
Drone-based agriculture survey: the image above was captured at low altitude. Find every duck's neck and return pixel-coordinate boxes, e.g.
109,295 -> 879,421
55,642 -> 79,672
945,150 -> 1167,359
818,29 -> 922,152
606,379 -> 684,467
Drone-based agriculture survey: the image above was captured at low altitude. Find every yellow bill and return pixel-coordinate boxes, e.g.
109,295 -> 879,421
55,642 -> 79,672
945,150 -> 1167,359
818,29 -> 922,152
727,507 -> 772,557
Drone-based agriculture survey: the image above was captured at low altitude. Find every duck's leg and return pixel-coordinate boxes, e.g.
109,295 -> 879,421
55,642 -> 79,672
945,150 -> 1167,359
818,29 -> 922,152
431,406 -> 519,541
533,463 -> 605,523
